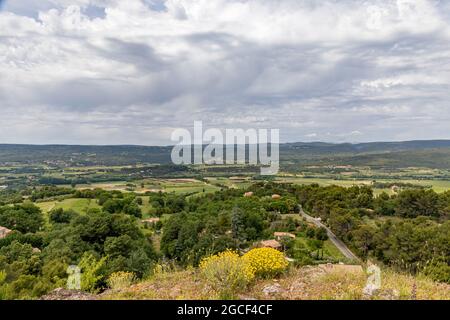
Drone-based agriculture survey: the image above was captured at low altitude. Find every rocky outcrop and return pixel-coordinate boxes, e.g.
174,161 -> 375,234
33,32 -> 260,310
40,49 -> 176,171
0,226 -> 12,239
40,288 -> 97,300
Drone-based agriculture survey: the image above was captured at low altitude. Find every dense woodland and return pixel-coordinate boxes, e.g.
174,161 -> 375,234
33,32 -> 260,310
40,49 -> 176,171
0,182 -> 449,299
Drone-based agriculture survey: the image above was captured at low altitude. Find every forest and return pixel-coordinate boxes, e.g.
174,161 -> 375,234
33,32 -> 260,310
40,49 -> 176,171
0,181 -> 448,299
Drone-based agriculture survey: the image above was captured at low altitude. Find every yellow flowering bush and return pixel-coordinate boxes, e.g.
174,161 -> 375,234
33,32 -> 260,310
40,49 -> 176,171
199,250 -> 254,299
107,271 -> 136,290
243,248 -> 289,278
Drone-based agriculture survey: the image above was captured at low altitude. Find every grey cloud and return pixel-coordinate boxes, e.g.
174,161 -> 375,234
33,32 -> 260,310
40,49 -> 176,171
0,0 -> 449,144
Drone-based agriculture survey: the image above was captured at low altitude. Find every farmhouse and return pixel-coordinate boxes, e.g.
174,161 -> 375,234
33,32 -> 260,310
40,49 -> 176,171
0,226 -> 12,239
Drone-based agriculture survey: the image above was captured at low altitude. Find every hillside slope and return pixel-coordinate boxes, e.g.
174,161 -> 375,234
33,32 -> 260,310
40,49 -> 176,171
1,140 -> 449,168
98,265 -> 450,300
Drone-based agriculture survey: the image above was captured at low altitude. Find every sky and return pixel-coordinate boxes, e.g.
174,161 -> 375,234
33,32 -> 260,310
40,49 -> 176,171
1,0 -> 450,145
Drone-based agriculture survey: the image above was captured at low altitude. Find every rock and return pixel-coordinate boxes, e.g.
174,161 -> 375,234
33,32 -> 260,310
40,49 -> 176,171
262,283 -> 282,296
362,284 -> 380,298
378,288 -> 400,300
0,226 -> 12,239
289,281 -> 305,293
238,295 -> 257,300
40,288 -> 97,300
32,247 -> 41,254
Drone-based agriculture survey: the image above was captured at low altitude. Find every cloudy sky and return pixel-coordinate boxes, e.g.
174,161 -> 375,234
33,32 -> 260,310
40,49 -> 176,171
1,0 -> 450,145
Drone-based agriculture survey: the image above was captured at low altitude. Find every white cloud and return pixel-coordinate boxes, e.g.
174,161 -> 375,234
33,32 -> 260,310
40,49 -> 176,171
0,0 -> 449,144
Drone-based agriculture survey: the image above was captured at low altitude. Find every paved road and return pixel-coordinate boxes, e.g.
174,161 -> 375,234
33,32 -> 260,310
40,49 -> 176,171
299,207 -> 360,262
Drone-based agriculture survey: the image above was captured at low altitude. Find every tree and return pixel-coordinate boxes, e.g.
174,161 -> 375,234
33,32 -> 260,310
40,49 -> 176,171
123,203 -> 142,218
49,208 -> 78,224
351,225 -> 375,258
374,192 -> 396,216
0,203 -> 44,233
395,189 -> 440,218
79,253 -> 107,293
315,227 -> 328,241
231,207 -> 246,244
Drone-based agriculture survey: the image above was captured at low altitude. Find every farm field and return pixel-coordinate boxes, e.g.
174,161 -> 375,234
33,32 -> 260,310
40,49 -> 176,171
205,176 -> 253,189
160,179 -> 220,194
72,178 -> 222,195
36,198 -> 101,215
275,176 -> 450,194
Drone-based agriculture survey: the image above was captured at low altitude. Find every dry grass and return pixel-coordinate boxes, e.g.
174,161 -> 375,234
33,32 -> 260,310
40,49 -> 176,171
379,270 -> 450,300
101,269 -> 214,300
101,265 -> 450,300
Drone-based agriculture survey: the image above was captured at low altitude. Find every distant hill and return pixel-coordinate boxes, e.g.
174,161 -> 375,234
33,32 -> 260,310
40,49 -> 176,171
0,140 -> 449,168
0,144 -> 173,165
280,140 -> 450,157
296,148 -> 450,169
280,140 -> 450,169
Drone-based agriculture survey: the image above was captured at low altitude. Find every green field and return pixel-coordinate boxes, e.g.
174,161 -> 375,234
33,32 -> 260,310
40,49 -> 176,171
72,178 -> 223,195
36,198 -> 101,215
290,236 -> 347,263
160,179 -> 220,194
323,240 -> 347,261
275,176 -> 450,194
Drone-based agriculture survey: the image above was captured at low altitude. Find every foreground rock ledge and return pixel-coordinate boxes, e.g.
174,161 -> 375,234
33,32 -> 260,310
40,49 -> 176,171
40,288 -> 97,300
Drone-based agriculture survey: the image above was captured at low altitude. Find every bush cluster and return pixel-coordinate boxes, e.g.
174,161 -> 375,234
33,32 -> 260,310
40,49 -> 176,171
243,248 -> 289,278
199,250 -> 254,299
200,248 -> 289,298
107,271 -> 136,290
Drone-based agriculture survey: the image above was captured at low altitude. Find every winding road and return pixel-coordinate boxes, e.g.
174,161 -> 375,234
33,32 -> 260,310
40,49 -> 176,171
298,206 -> 360,262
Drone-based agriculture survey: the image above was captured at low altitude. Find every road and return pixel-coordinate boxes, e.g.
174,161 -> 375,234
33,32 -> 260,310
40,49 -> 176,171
298,206 -> 360,262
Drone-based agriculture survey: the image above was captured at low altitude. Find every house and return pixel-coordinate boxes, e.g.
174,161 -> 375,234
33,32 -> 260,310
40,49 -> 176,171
274,232 -> 296,240
271,194 -> 281,200
259,239 -> 282,251
244,192 -> 253,197
0,226 -> 12,239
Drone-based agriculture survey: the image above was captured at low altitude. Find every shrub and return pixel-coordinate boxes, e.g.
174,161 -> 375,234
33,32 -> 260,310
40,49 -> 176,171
422,258 -> 450,284
0,270 -> 7,300
107,271 -> 136,290
199,250 -> 254,299
79,253 -> 107,293
243,248 -> 289,278
0,270 -> 6,284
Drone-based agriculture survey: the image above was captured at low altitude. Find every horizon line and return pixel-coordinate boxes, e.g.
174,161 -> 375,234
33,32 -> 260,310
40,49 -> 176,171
0,138 -> 449,148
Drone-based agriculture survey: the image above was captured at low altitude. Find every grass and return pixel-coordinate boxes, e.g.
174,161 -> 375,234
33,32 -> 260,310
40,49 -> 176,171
138,196 -> 153,218
53,198 -> 101,214
160,179 -> 221,194
323,240 -> 347,261
35,201 -> 57,214
204,176 -> 254,190
36,198 -> 101,215
100,265 -> 450,300
282,214 -> 353,263
102,269 -> 214,300
73,178 -> 223,196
